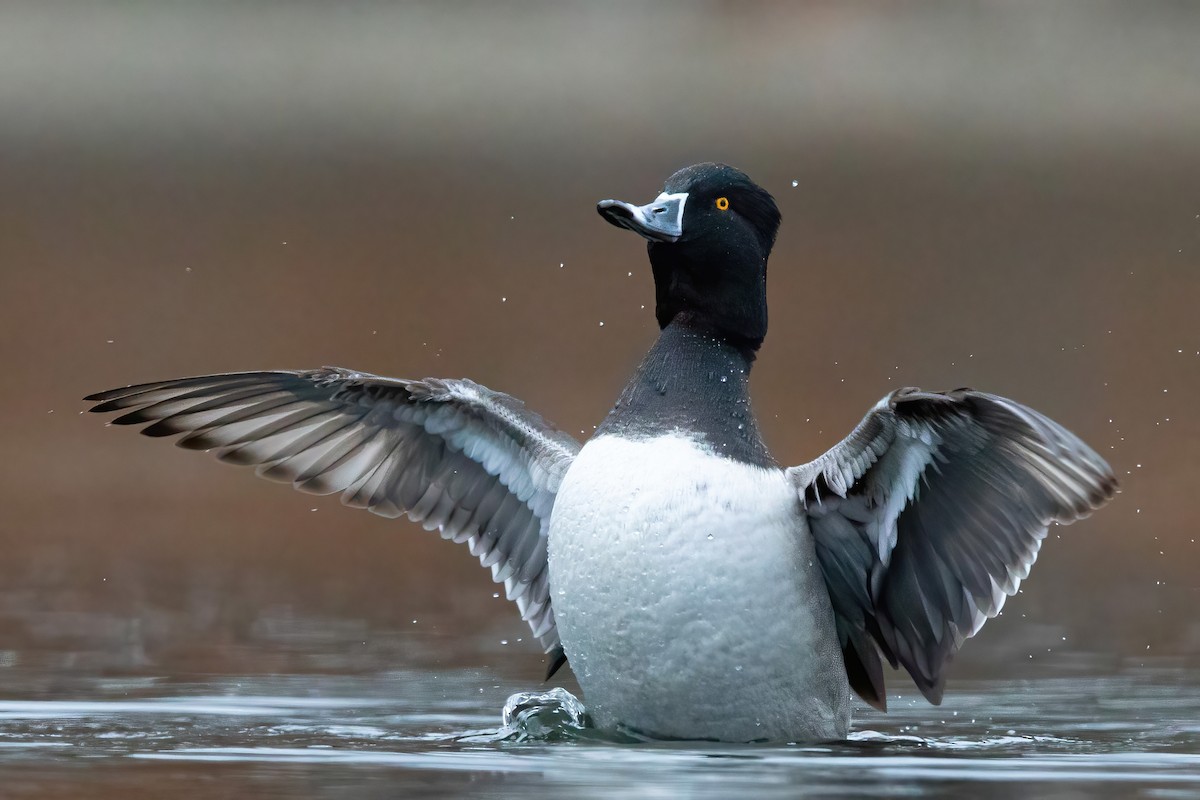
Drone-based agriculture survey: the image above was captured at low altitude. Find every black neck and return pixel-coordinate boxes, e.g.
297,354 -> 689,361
596,315 -> 775,467
648,240 -> 769,355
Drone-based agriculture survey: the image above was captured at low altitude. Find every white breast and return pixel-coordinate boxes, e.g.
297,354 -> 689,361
547,433 -> 851,742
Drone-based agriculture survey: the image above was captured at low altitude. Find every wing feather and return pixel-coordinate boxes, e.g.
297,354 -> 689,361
86,367 -> 581,667
788,387 -> 1116,709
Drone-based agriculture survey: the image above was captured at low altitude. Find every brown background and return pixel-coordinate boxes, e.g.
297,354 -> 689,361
1,1 -> 1197,692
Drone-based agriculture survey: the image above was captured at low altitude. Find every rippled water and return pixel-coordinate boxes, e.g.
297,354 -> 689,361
2,668 -> 1197,798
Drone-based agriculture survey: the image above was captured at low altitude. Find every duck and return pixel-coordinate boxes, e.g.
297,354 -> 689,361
85,162 -> 1117,743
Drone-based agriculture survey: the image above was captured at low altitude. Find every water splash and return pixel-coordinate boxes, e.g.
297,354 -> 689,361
496,687 -> 592,742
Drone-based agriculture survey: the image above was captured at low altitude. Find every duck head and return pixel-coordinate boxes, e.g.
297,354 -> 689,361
598,163 -> 781,355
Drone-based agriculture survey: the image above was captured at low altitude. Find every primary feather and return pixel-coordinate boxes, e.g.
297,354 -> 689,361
86,367 -> 581,662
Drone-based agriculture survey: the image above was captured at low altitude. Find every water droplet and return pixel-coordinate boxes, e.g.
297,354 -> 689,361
719,375 -> 728,383
791,180 -> 799,187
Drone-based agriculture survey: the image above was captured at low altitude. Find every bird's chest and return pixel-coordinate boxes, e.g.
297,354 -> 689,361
546,434 -> 835,737
548,433 -> 798,588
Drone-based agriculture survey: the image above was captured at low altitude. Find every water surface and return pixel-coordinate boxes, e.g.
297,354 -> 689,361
1,667 -> 1196,798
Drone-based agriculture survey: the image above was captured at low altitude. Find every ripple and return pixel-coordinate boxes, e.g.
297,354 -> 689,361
1,671 -> 1198,798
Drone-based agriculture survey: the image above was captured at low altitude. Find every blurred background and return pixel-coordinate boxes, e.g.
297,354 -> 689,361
1,0 -> 1197,705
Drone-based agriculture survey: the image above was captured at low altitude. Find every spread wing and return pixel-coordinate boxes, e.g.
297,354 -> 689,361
85,368 -> 581,673
786,387 -> 1117,710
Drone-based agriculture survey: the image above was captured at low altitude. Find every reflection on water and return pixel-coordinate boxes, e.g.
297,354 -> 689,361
1,668 -> 1197,799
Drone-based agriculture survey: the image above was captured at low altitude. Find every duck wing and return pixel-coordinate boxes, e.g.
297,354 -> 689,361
85,367 -> 581,673
785,387 -> 1116,710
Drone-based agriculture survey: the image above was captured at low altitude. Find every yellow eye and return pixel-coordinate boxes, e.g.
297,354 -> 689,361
715,197 -> 729,211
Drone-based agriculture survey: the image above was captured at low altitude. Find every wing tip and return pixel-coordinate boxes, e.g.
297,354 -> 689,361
910,654 -> 950,706
84,390 -> 120,405
918,679 -> 946,706
543,645 -> 568,681
842,640 -> 888,712
87,397 -> 137,414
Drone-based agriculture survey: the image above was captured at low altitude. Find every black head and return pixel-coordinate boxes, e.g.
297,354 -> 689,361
597,163 -> 781,353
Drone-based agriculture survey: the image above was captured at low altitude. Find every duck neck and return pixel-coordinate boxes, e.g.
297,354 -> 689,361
596,314 -> 775,467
